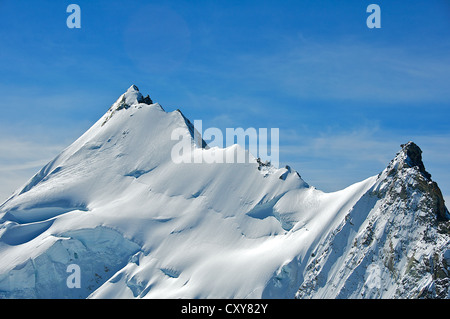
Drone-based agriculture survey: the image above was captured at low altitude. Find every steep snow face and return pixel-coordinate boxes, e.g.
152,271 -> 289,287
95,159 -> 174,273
0,87 -> 448,299
0,86 -> 310,298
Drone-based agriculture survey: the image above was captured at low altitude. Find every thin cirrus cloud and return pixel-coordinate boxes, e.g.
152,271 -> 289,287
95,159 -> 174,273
0,138 -> 65,201
279,127 -> 450,201
229,39 -> 450,104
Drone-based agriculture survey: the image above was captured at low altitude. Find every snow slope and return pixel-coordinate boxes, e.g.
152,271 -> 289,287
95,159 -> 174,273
0,86 -> 448,299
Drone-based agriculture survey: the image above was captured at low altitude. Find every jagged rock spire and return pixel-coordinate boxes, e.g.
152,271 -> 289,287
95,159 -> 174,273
400,141 -> 431,179
381,141 -> 449,222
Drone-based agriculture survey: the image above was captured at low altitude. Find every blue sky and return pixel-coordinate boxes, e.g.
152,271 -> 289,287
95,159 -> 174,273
0,0 -> 449,203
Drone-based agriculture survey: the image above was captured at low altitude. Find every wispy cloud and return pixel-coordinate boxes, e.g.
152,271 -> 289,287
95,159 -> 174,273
279,128 -> 450,202
279,127 -> 396,190
0,138 -> 64,202
228,39 -> 450,103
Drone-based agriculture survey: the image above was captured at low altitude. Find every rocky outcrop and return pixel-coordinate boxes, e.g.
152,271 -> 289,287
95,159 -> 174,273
295,142 -> 450,299
384,141 -> 449,222
101,85 -> 154,126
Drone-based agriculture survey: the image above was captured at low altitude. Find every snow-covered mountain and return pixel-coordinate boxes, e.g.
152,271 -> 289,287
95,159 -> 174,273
0,85 -> 448,299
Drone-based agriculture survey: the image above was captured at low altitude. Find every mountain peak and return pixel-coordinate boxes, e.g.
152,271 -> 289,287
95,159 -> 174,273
127,84 -> 140,92
101,85 -> 155,126
121,84 -> 153,106
399,141 -> 431,179
384,141 -> 432,181
379,141 -> 449,222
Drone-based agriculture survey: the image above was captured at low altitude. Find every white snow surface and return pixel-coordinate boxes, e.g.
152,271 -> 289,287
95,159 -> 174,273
0,86 -> 448,299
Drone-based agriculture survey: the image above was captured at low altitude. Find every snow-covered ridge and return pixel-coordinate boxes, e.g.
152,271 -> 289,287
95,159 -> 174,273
0,86 -> 448,299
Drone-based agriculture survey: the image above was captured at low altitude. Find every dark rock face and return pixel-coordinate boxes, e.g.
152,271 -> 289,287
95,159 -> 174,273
141,95 -> 153,105
401,142 -> 431,179
427,181 -> 449,223
388,142 -> 449,222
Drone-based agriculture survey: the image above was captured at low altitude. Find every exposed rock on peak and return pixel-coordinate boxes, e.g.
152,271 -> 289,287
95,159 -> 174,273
379,142 -> 449,222
384,141 -> 430,180
141,94 -> 153,105
127,84 -> 139,92
400,141 -> 431,179
101,85 -> 155,126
